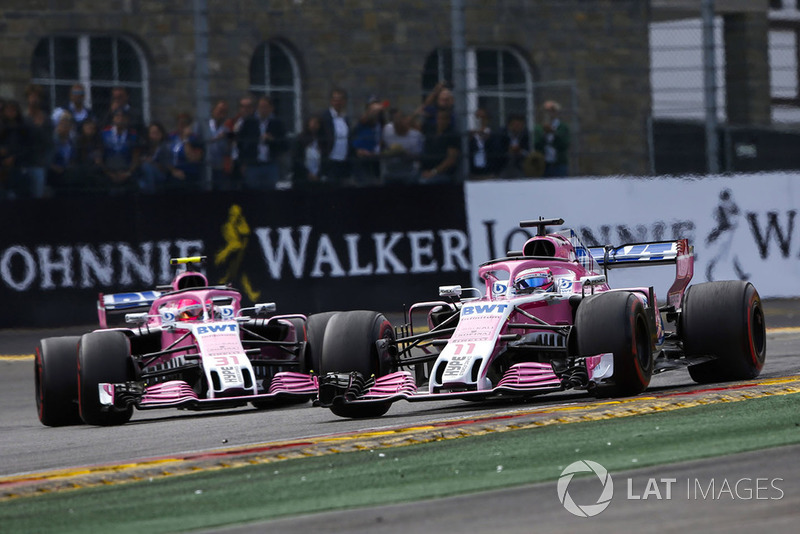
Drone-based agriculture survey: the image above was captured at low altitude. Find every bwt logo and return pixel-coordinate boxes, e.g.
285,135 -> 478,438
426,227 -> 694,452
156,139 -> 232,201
196,324 -> 237,335
557,461 -> 614,517
462,304 -> 509,315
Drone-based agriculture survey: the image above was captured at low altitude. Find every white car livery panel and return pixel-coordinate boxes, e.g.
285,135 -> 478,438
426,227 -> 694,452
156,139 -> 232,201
429,302 -> 513,392
191,322 -> 258,398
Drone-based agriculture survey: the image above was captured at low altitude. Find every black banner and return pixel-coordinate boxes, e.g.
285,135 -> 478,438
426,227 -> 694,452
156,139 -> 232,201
1,184 -> 470,327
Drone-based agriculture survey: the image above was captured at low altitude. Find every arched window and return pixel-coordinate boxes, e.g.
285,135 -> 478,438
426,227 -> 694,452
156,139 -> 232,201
249,41 -> 302,134
422,47 -> 534,131
31,35 -> 149,125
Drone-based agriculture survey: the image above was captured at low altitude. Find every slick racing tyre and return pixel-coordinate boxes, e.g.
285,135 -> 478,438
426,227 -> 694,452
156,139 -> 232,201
251,317 -> 315,410
321,311 -> 395,418
576,291 -> 654,397
681,281 -> 766,384
35,336 -> 82,427
78,331 -> 135,426
304,311 -> 340,374
251,315 -> 338,410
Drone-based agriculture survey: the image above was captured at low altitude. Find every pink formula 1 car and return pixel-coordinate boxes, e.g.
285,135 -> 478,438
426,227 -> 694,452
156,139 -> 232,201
317,217 -> 767,418
35,256 -> 322,426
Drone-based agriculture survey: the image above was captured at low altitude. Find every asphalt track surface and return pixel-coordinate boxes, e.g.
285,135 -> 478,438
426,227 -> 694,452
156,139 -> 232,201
1,299 -> 799,532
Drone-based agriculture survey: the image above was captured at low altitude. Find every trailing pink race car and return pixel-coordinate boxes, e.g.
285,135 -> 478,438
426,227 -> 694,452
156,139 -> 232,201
35,256 -> 323,426
317,217 -> 767,418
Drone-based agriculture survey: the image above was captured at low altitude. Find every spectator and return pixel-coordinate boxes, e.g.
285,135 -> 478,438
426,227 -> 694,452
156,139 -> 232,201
52,83 -> 93,133
230,95 -> 256,189
169,112 -> 196,146
291,115 -> 323,189
100,109 -> 140,193
73,119 -> 105,194
237,95 -> 287,191
207,99 -> 234,191
468,108 -> 498,179
414,81 -> 456,135
166,116 -> 204,191
420,108 -> 460,184
139,121 -> 171,194
48,112 -> 78,195
0,100 -> 29,200
533,100 -> 570,177
168,112 -> 196,173
22,84 -> 53,198
350,98 -> 385,186
319,87 -> 352,185
496,112 -> 531,178
381,108 -> 423,184
169,134 -> 204,192
102,86 -> 143,134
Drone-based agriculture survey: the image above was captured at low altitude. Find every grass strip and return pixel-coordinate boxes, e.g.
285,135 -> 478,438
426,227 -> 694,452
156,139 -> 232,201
2,393 -> 799,533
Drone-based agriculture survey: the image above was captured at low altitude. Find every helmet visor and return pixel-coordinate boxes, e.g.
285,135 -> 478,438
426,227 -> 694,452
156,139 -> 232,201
516,275 -> 551,291
178,301 -> 203,320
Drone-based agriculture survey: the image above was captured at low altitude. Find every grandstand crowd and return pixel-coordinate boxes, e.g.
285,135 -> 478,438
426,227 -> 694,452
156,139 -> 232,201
0,82 -> 570,199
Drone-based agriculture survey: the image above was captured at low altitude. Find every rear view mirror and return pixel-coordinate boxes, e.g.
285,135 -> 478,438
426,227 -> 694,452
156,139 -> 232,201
580,275 -> 606,286
254,302 -> 277,315
125,312 -> 149,325
579,275 -> 606,296
439,285 -> 463,298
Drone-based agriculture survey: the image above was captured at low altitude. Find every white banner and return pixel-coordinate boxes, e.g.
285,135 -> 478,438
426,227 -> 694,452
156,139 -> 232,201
465,173 -> 800,299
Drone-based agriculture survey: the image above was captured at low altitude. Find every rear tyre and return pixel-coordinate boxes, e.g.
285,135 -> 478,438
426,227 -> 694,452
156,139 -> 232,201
78,331 -> 135,426
576,291 -> 653,397
321,311 -> 395,418
251,315 -> 331,410
35,336 -> 82,427
682,281 -> 766,383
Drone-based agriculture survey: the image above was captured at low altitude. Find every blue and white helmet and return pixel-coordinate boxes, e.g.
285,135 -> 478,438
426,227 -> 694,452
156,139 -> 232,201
513,268 -> 554,294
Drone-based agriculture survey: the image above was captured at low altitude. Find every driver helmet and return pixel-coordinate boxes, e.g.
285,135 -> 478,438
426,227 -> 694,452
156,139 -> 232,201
514,268 -> 554,294
177,298 -> 203,321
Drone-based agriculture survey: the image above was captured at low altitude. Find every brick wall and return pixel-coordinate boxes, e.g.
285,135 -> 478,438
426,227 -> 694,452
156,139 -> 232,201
0,0 -> 652,176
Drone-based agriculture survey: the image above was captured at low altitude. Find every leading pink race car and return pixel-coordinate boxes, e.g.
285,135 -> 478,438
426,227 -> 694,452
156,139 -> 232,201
35,256 -> 322,426
317,217 -> 767,418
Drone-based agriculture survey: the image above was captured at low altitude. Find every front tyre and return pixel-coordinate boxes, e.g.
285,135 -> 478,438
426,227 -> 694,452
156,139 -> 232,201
35,336 -> 82,427
320,311 -> 395,418
304,311 -> 340,374
576,291 -> 654,397
682,281 -> 766,383
78,331 -> 135,426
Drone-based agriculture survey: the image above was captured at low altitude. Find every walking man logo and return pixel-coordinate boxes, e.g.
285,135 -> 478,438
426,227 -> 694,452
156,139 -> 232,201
557,460 -> 614,517
214,204 -> 260,302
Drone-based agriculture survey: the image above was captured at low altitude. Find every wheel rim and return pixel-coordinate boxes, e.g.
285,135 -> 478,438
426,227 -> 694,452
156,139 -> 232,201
749,303 -> 766,366
635,315 -> 652,372
376,318 -> 396,375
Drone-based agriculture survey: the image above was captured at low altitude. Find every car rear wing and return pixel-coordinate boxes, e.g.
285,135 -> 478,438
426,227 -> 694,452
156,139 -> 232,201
97,290 -> 161,328
588,242 -> 685,268
588,239 -> 694,310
